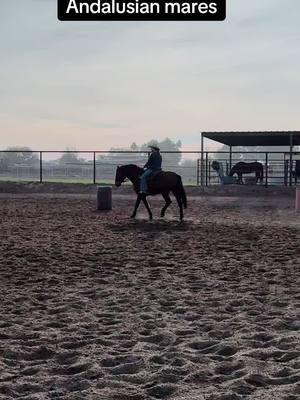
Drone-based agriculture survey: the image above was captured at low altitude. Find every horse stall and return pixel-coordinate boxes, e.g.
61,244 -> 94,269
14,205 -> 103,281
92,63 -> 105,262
199,131 -> 300,187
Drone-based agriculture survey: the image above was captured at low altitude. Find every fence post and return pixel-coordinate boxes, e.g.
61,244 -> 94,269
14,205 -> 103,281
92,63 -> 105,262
196,159 -> 200,186
205,152 -> 208,186
265,152 -> 268,187
284,159 -> 288,186
39,151 -> 43,183
93,152 -> 96,184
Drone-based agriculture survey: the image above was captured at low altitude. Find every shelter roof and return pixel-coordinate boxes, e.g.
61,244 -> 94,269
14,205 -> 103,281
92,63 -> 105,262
202,131 -> 300,146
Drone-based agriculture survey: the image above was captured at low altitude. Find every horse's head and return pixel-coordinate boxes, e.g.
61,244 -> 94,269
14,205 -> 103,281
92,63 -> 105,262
115,165 -> 126,187
211,161 -> 220,172
115,164 -> 143,187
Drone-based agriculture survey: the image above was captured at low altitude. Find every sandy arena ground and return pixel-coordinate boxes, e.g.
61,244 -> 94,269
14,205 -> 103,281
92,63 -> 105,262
0,194 -> 299,400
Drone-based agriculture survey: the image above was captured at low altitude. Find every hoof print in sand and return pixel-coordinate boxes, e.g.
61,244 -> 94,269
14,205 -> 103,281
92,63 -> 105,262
146,383 -> 177,398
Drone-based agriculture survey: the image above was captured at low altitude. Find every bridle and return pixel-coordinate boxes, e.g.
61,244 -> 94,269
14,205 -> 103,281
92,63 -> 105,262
116,165 -> 143,186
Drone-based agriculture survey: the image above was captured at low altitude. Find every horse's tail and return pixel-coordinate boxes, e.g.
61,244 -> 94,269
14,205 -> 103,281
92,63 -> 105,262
177,176 -> 187,208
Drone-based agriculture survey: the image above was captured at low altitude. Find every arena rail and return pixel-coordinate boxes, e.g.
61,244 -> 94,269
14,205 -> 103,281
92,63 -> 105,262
0,150 -> 299,187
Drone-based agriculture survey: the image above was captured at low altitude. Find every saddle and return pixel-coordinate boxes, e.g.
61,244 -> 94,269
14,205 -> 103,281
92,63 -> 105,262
148,170 -> 163,183
146,170 -> 163,192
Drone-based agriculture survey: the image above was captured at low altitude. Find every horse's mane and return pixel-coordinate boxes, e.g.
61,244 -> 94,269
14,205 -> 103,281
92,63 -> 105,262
122,164 -> 144,172
120,164 -> 144,176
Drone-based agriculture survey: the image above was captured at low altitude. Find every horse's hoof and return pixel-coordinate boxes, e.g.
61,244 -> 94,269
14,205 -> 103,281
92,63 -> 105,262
160,213 -> 165,218
130,214 -> 136,219
149,216 -> 153,220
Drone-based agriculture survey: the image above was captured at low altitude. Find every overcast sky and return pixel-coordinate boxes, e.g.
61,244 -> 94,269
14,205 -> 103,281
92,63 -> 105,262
0,0 -> 299,153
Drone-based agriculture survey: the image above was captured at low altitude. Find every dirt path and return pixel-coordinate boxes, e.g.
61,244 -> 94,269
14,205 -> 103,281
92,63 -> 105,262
0,196 -> 299,399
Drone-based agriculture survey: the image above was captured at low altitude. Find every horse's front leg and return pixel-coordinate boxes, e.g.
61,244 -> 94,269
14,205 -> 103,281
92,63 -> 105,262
131,194 -> 142,218
142,195 -> 153,220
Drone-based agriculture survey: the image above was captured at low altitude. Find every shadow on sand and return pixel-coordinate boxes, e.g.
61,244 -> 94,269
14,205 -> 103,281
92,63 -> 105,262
107,218 -> 191,233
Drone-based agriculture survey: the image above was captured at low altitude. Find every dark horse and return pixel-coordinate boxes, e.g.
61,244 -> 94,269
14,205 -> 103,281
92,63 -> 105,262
115,165 -> 187,220
229,162 -> 264,184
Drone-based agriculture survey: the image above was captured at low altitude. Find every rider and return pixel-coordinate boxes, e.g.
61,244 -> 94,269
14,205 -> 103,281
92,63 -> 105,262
140,145 -> 162,194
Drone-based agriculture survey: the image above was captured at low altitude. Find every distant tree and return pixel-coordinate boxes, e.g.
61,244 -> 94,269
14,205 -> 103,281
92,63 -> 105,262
140,139 -> 159,152
98,138 -> 182,167
159,137 -> 182,166
102,147 -> 135,162
97,144 -> 144,165
130,142 -> 139,151
141,137 -> 182,166
0,146 -> 39,167
96,154 -> 106,161
58,148 -> 85,165
180,158 -> 197,167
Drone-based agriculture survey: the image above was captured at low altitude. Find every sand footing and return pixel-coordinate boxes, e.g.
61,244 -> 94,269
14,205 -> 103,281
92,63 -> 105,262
0,193 -> 299,399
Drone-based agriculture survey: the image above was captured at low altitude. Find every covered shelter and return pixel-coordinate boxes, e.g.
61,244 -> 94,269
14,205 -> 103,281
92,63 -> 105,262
200,131 -> 300,186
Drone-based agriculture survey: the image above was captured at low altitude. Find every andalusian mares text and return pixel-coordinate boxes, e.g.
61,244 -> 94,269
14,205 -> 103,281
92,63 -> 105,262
58,0 -> 226,21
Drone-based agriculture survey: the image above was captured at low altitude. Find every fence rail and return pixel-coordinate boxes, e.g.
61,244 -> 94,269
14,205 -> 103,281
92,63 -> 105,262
0,150 -> 299,186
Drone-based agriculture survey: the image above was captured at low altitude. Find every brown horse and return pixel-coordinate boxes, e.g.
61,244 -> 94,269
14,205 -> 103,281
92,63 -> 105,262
229,162 -> 264,184
115,165 -> 187,220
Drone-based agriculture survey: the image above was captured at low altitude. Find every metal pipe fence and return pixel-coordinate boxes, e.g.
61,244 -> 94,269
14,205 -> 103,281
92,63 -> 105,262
199,151 -> 300,186
0,150 -> 299,186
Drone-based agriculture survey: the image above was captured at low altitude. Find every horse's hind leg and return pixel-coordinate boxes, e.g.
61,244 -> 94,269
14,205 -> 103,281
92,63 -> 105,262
257,172 -> 262,184
172,189 -> 183,220
142,196 -> 153,220
160,192 -> 172,217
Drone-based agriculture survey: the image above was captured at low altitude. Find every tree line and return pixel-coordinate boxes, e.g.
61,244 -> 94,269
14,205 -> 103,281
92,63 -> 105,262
0,138 -> 183,167
2,141 -> 290,169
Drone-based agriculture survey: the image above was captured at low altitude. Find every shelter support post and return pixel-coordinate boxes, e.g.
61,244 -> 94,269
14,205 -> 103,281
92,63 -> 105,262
39,151 -> 43,183
93,152 -> 96,184
265,152 -> 268,187
284,154 -> 287,186
205,152 -> 208,186
200,133 -> 204,186
289,134 -> 293,187
229,146 -> 232,170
